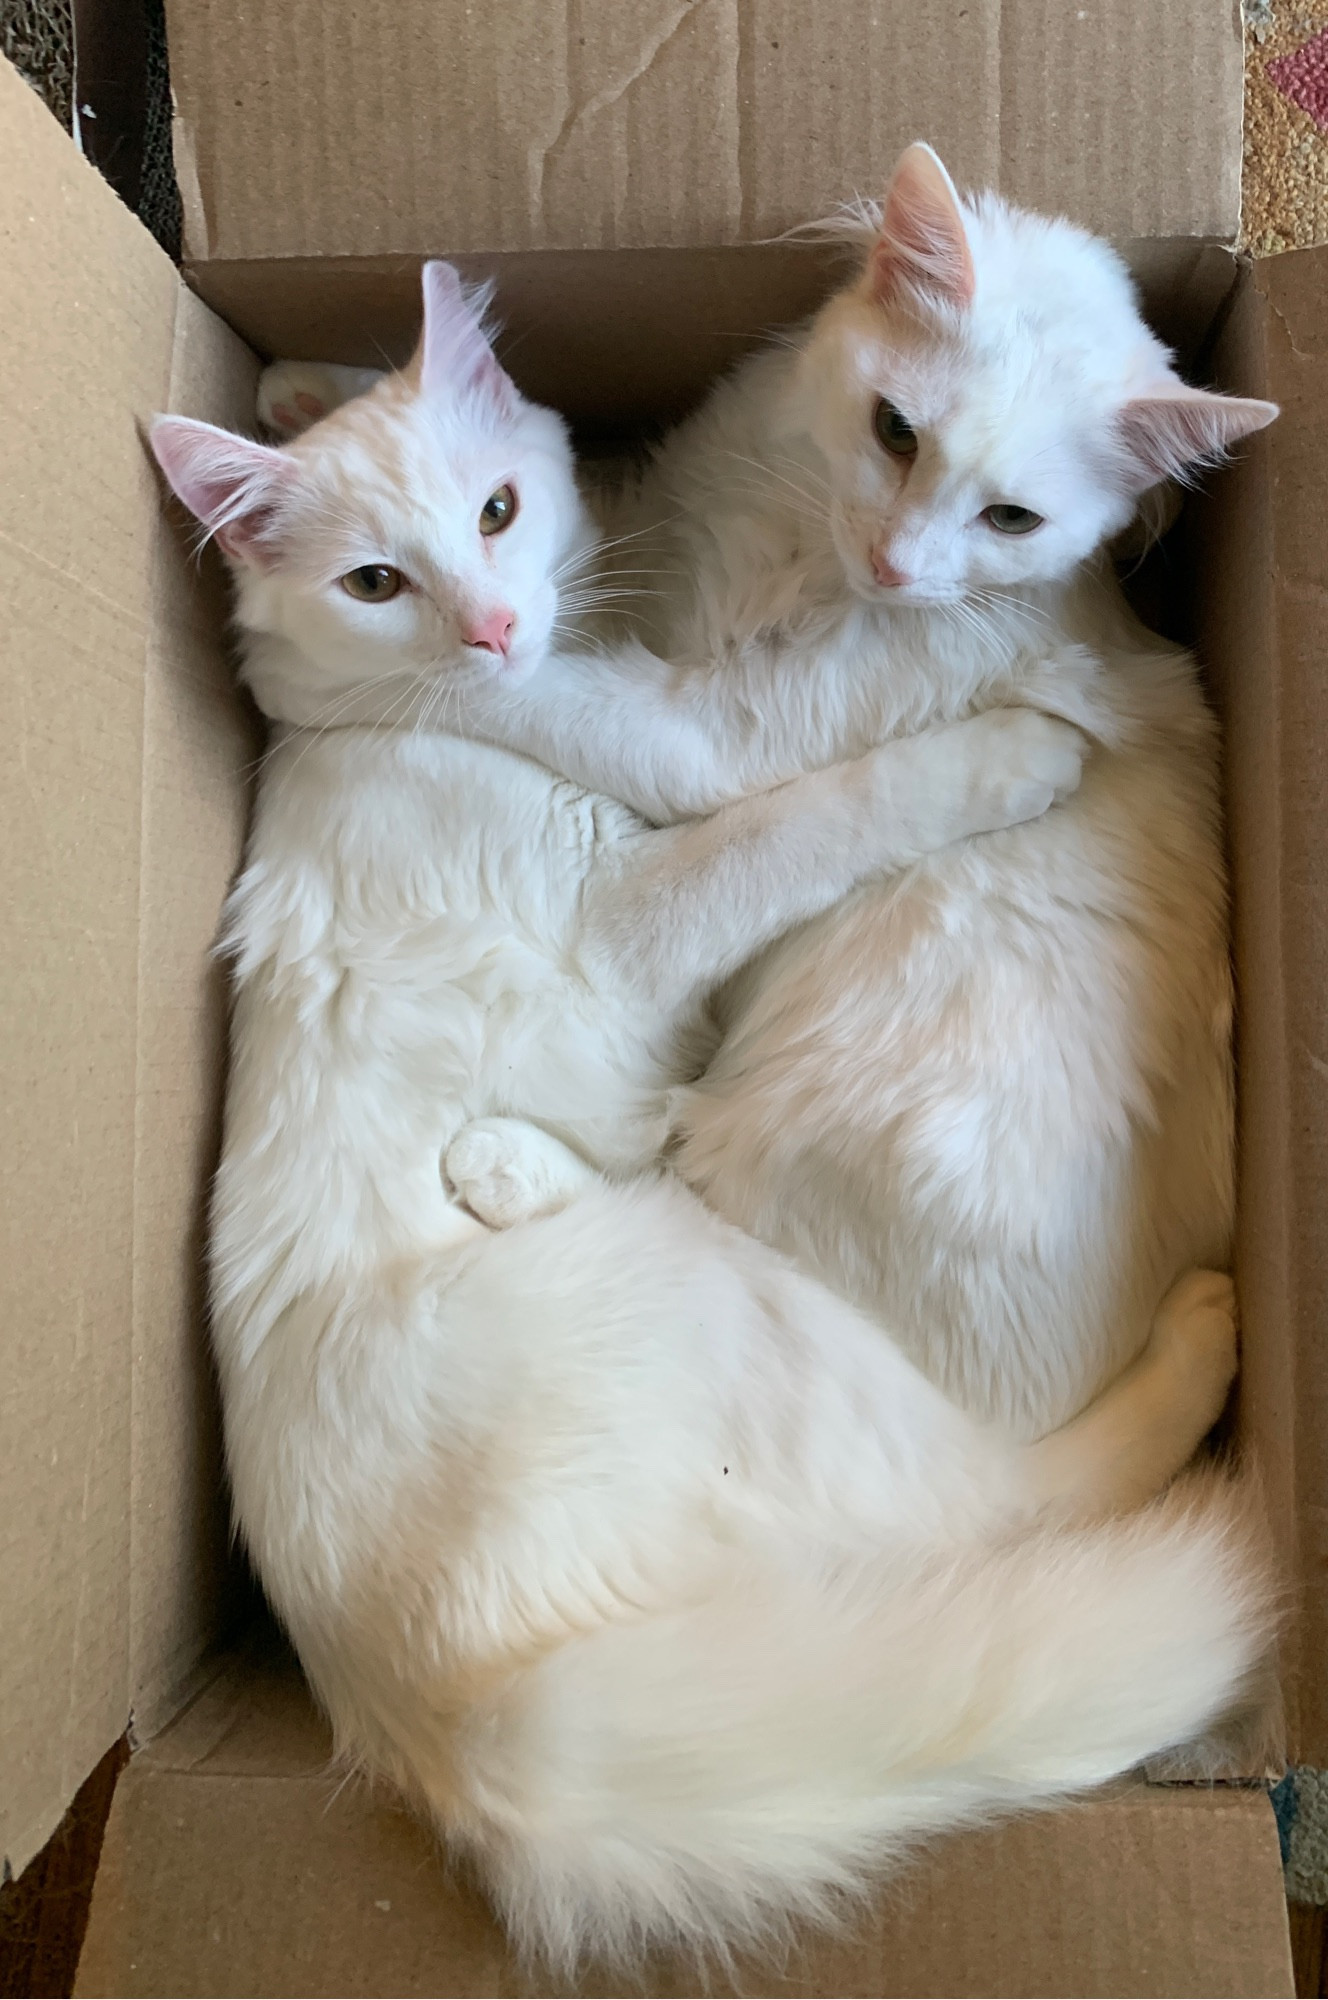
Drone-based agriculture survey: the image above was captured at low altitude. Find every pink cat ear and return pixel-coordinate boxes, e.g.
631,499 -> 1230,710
415,260 -> 515,414
1115,384 -> 1279,490
870,143 -> 975,310
150,416 -> 299,565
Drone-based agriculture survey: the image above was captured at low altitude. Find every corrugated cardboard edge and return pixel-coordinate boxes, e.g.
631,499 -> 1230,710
170,70 -> 210,267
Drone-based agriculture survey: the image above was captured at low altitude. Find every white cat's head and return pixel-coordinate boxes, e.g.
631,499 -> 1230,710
151,263 -> 589,725
797,144 -> 1277,607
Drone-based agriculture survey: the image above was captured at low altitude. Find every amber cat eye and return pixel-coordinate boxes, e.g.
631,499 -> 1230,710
982,504 -> 1044,535
874,399 -> 918,458
341,564 -> 404,602
479,485 -> 518,536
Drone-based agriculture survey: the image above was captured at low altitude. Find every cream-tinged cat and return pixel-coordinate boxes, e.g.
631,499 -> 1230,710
264,148 -> 1276,1438
157,266 -> 1266,1971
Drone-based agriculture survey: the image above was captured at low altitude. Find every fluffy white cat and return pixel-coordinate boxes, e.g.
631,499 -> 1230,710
155,263 -> 1268,1971
264,146 -> 1278,1438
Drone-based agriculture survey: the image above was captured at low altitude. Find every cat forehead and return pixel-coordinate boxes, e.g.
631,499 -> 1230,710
293,386 -> 512,517
845,329 -> 1098,470
964,192 -> 1146,332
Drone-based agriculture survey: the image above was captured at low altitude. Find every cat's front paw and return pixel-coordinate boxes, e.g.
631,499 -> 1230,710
257,362 -> 337,438
257,361 -> 387,438
967,709 -> 1088,831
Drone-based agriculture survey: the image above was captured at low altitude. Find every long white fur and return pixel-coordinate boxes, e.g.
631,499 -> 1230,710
148,247 -> 1274,1970
269,150 -> 1277,1439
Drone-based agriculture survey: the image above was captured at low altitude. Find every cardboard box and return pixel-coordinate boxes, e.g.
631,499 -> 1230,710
1,0 -> 1324,1989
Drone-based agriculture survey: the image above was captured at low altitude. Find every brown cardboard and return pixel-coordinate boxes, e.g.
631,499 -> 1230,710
162,0 -> 1242,269
0,0 -> 1322,1989
0,54 -> 254,1882
172,236 -> 1241,440
126,272 -> 263,1743
1199,248 -> 1328,1768
75,1641 -> 1295,2000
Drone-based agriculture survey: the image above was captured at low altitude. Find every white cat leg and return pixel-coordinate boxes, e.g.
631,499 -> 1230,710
445,1118 -> 598,1228
581,709 -> 1086,1011
1021,1269 -> 1238,1518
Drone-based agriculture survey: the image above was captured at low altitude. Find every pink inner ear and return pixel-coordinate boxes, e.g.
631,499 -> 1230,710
1116,387 -> 1279,489
150,416 -> 299,566
871,143 -> 976,309
416,260 -> 516,414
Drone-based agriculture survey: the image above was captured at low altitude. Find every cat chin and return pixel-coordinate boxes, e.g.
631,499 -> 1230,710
881,586 -> 967,608
843,569 -> 966,610
476,647 -> 544,689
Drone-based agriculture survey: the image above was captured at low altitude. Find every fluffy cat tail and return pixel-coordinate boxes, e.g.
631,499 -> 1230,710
450,1476 -> 1270,1973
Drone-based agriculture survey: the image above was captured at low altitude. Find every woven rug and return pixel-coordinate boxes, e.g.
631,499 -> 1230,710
1244,0 -> 1328,249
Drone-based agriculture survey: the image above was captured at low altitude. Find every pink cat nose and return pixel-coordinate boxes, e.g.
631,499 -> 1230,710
871,550 -> 912,590
462,609 -> 515,656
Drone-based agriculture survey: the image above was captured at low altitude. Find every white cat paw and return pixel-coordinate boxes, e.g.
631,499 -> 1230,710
975,710 -> 1088,830
445,1122 -> 545,1230
257,362 -> 336,438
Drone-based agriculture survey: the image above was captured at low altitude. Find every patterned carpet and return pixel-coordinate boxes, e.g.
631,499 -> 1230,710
1244,0 -> 1328,249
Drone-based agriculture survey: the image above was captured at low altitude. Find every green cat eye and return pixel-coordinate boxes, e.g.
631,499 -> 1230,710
479,484 -> 518,536
874,399 -> 918,458
983,503 -> 1043,535
341,564 -> 404,601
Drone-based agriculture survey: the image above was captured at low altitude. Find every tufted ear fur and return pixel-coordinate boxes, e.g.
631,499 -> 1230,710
149,415 -> 300,566
1114,381 -> 1279,492
868,143 -> 976,311
413,260 -> 516,417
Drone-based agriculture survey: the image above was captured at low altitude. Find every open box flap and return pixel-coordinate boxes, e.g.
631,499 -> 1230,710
163,0 -> 1242,272
0,55 -> 256,1882
75,1639 -> 1293,1999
